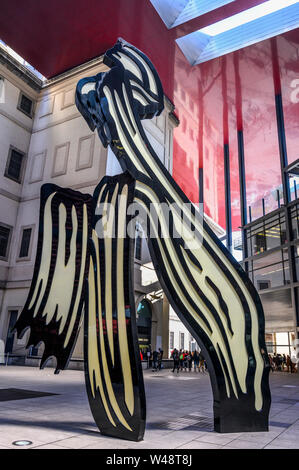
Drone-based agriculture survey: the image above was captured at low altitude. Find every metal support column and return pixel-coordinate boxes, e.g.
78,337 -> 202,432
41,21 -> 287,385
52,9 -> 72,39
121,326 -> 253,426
237,130 -> 248,268
275,93 -> 299,343
224,144 -> 232,252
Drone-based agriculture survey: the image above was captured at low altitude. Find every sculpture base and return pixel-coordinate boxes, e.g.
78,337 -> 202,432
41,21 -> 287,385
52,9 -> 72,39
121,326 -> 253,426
214,396 -> 270,433
99,429 -> 144,442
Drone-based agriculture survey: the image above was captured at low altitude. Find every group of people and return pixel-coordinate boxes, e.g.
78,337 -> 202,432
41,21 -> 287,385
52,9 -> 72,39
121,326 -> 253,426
142,347 -> 298,375
269,353 -> 297,373
142,348 -> 164,371
142,347 -> 207,374
152,348 -> 163,371
170,349 -> 206,373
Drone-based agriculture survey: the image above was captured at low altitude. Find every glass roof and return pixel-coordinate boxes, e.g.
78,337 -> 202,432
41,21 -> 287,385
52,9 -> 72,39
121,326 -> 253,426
175,0 -> 299,65
150,0 -> 236,28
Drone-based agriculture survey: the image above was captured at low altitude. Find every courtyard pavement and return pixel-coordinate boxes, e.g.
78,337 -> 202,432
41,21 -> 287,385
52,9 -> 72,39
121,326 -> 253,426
0,365 -> 298,449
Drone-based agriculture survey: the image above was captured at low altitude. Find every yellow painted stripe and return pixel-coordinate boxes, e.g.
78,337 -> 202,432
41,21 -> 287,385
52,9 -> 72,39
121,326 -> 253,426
104,184 -> 119,366
116,184 -> 134,416
64,203 -> 89,347
87,250 -> 116,427
42,204 -> 77,330
30,193 -> 56,313
92,230 -> 133,432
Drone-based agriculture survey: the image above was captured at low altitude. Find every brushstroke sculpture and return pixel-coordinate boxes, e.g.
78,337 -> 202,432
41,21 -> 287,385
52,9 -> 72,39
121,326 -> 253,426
13,39 -> 271,441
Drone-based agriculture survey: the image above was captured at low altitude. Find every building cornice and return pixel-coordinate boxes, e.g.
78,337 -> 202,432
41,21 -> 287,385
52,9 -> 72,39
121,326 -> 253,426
0,48 -> 43,92
43,55 -> 106,89
0,47 -> 180,130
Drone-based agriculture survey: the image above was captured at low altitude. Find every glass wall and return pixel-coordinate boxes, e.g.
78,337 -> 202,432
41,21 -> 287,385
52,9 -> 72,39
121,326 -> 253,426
265,332 -> 295,356
238,41 -> 282,222
278,32 -> 299,165
201,58 -> 226,229
259,288 -> 294,332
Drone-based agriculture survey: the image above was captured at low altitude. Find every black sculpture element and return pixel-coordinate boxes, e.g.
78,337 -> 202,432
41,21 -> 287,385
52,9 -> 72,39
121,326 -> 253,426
76,39 -> 271,434
14,185 -> 93,372
14,38 -> 271,442
85,172 -> 145,441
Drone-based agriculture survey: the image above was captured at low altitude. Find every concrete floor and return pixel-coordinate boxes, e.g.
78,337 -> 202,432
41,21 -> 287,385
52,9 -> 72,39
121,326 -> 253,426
0,366 -> 298,449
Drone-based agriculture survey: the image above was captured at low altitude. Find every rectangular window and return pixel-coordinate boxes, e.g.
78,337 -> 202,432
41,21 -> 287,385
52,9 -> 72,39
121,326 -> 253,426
169,332 -> 174,350
5,310 -> 18,354
254,232 -> 266,254
135,222 -> 143,260
0,224 -> 12,260
5,147 -> 25,183
0,76 -> 4,103
19,228 -> 32,258
257,280 -> 270,290
135,234 -> 142,260
18,92 -> 33,117
253,261 -> 286,290
180,332 -> 184,350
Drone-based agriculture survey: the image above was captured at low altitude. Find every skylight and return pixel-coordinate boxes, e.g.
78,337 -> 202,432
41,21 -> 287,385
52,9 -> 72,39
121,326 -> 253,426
200,0 -> 298,36
150,0 -> 236,29
176,0 -> 299,66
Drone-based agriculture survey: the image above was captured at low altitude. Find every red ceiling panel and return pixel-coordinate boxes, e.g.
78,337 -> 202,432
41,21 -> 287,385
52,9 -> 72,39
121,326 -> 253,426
0,0 -> 269,80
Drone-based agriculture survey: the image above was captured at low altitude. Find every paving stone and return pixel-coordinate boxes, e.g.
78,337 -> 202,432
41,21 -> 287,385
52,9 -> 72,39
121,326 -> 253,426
32,444 -> 69,449
224,439 -> 266,449
0,366 -> 299,449
177,441 -> 223,449
55,435 -> 112,449
195,433 -> 237,445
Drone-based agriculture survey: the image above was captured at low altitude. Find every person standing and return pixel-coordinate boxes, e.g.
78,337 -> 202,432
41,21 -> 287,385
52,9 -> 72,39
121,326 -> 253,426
193,350 -> 200,372
273,353 -> 279,371
179,349 -> 184,371
282,354 -> 287,371
146,348 -> 151,369
269,354 -> 274,372
152,350 -> 159,372
188,351 -> 193,372
183,350 -> 188,371
199,351 -> 205,373
158,348 -> 164,370
171,348 -> 180,373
